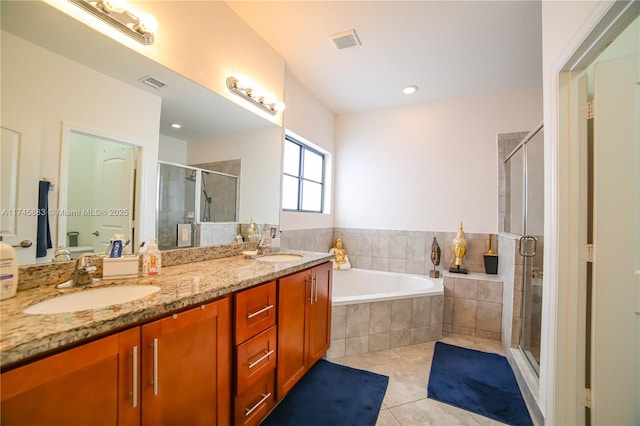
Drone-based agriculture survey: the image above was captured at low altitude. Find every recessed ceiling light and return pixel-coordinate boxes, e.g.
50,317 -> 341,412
402,85 -> 419,95
170,123 -> 182,129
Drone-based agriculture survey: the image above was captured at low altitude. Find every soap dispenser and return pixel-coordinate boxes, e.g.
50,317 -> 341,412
143,238 -> 161,276
0,236 -> 18,300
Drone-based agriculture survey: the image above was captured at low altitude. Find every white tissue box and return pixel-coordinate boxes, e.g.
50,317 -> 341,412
103,256 -> 140,279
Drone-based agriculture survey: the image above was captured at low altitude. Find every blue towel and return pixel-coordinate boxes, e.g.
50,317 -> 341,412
36,180 -> 52,258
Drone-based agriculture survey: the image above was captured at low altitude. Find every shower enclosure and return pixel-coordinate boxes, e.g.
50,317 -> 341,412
157,162 -> 239,250
504,122 -> 544,375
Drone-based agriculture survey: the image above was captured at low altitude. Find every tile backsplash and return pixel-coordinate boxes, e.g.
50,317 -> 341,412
282,227 -> 500,275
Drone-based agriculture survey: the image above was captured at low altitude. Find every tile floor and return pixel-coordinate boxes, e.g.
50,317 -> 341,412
330,334 -> 510,425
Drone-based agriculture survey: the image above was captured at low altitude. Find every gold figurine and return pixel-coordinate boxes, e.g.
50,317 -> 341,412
330,238 -> 351,270
449,222 -> 468,274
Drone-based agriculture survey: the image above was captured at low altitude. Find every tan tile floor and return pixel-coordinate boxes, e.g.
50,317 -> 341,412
330,334 -> 510,425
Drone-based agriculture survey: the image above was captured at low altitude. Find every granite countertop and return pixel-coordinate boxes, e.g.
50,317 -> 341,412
0,250 -> 332,367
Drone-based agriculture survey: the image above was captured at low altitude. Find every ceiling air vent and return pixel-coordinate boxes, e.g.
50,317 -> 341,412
329,29 -> 361,50
140,76 -> 166,89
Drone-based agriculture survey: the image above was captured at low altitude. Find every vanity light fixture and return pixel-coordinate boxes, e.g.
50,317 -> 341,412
69,0 -> 158,45
226,77 -> 285,115
170,123 -> 182,129
402,85 -> 419,95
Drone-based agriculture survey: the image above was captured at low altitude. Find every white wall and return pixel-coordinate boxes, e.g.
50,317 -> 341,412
159,134 -> 188,165
2,31 -> 161,260
187,127 -> 283,226
280,73 -> 336,231
334,87 -> 542,234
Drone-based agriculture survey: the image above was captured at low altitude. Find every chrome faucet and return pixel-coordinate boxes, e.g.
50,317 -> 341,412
56,255 -> 99,289
256,237 -> 271,256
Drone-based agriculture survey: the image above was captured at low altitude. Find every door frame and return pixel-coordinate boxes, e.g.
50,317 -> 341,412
544,1 -> 639,424
58,122 -> 142,251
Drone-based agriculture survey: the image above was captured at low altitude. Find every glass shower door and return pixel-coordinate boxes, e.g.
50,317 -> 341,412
520,126 -> 544,374
504,123 -> 544,375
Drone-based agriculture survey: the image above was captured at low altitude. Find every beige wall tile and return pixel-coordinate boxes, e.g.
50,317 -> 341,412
453,278 -> 478,299
391,299 -> 412,331
390,330 -> 412,348
346,303 -> 370,337
453,298 -> 477,329
346,336 -> 369,356
443,277 -> 455,297
477,280 -> 503,303
370,301 -> 392,334
477,301 -> 502,333
443,296 -> 453,326
410,327 -> 431,344
369,332 -> 391,352
331,305 -> 347,339
411,296 -> 432,327
430,295 -> 444,325
327,339 -> 345,358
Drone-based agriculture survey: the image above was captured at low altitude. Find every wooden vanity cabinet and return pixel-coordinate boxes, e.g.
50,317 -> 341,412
233,281 -> 277,426
0,327 -> 140,426
276,261 -> 332,398
141,298 -> 231,426
0,297 -> 231,426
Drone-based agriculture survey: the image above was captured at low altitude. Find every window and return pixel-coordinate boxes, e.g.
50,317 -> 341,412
282,135 -> 325,212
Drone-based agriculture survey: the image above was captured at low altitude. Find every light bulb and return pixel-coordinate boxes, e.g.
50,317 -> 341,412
136,13 -> 158,34
402,85 -> 418,95
272,101 -> 286,112
100,0 -> 127,14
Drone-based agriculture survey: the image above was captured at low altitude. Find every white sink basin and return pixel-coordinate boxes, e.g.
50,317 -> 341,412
257,253 -> 304,263
24,285 -> 161,315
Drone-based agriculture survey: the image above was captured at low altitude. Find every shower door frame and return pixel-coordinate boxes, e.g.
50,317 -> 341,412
504,121 -> 544,375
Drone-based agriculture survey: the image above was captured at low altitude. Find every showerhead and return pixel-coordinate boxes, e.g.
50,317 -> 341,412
185,170 -> 196,182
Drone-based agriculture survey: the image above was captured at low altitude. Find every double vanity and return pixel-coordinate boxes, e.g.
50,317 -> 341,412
0,250 -> 333,426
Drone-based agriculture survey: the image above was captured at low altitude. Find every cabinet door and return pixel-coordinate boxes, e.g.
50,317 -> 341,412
1,328 -> 139,426
141,297 -> 231,426
307,262 -> 332,365
276,269 -> 310,398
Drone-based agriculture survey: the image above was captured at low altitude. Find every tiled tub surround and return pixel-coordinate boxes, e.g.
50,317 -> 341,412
327,269 -> 444,358
1,249 -> 332,366
282,227 -> 500,276
442,272 -> 504,341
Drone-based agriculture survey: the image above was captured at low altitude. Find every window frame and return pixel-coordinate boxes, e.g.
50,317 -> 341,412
282,134 -> 325,213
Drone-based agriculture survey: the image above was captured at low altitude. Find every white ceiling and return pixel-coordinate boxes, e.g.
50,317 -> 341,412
227,1 -> 543,113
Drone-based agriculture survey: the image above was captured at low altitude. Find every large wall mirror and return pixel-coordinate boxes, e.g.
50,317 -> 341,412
1,1 -> 282,265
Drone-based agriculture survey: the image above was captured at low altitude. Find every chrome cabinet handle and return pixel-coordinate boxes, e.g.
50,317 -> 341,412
132,346 -> 138,408
247,304 -> 274,319
313,275 -> 318,302
152,338 -> 159,396
248,349 -> 275,369
245,393 -> 271,417
518,235 -> 538,257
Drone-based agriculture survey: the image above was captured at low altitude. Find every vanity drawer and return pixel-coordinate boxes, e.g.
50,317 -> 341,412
236,325 -> 277,395
235,281 -> 276,344
234,370 -> 275,426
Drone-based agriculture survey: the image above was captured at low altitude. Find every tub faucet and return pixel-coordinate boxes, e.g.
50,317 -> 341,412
56,255 -> 98,289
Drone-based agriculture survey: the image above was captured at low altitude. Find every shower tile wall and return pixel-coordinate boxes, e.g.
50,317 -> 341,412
158,165 -> 196,250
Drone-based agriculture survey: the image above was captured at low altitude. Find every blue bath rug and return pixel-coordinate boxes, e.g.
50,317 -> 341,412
261,359 -> 388,426
427,342 -> 533,426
